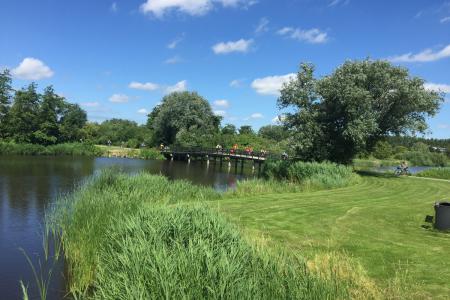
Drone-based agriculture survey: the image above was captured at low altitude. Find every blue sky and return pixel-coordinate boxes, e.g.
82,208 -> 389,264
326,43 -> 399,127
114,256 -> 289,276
1,0 -> 449,137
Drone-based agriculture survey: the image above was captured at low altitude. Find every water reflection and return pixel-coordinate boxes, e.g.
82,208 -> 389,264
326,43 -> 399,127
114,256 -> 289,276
0,156 -> 254,299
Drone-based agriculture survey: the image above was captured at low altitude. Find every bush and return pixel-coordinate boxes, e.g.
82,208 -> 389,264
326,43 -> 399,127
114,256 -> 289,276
0,142 -> 103,156
262,160 -> 357,188
416,167 -> 450,180
372,141 -> 393,159
139,148 -> 164,160
394,151 -> 448,167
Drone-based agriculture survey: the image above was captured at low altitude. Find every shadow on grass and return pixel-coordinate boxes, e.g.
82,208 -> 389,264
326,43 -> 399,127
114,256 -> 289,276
355,170 -> 397,178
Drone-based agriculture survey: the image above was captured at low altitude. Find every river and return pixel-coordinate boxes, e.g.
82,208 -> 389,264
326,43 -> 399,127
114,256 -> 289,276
0,156 -> 254,299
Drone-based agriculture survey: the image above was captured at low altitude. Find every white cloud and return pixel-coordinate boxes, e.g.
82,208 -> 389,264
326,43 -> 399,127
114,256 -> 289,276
250,112 -> 263,119
441,16 -> 450,23
109,94 -> 130,103
165,80 -> 187,93
271,115 -> 286,124
164,56 -> 183,64
11,57 -> 54,80
139,0 -> 256,17
328,0 -> 349,7
251,73 -> 296,96
277,27 -> 328,44
214,99 -> 229,108
81,102 -> 100,107
255,17 -> 269,33
424,82 -> 450,93
213,110 -> 227,116
212,39 -> 253,54
129,81 -> 160,91
137,108 -> 149,114
389,44 -> 450,63
230,79 -> 243,87
438,124 -> 450,129
168,35 -> 184,49
111,2 -> 118,12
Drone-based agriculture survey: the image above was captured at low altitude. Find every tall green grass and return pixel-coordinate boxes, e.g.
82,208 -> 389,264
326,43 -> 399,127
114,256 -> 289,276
416,167 -> 450,180
0,142 -> 104,156
139,148 -> 164,160
48,170 -> 361,299
262,160 -> 358,189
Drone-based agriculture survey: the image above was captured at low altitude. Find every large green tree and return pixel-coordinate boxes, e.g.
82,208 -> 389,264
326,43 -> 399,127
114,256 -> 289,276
148,91 -> 221,145
34,86 -> 63,144
8,83 -> 41,143
279,60 -> 443,163
59,103 -> 87,142
0,69 -> 12,139
258,125 -> 288,142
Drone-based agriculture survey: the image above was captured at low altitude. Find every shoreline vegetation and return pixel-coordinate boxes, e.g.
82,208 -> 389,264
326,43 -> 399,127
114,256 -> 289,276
44,166 -> 450,299
46,168 -> 376,299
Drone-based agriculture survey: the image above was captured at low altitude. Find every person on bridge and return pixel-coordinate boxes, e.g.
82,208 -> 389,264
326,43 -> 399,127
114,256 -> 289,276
231,143 -> 238,154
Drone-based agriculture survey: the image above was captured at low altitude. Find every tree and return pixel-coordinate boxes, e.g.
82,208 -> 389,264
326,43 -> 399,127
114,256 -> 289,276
279,60 -> 443,164
372,141 -> 393,159
8,83 -> 41,143
239,125 -> 254,135
221,123 -> 236,135
258,125 -> 288,142
0,69 -> 12,139
148,91 -> 221,145
59,103 -> 87,142
34,86 -> 63,144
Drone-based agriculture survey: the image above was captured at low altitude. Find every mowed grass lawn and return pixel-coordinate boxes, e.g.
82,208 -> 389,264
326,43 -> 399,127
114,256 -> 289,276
217,175 -> 450,298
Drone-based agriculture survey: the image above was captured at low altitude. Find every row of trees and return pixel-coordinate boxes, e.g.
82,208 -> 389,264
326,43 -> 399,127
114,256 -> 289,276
0,70 -> 87,144
1,59 -> 446,164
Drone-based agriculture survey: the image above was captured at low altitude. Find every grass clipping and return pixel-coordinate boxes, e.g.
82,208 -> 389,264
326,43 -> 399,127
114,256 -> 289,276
49,170 -> 372,299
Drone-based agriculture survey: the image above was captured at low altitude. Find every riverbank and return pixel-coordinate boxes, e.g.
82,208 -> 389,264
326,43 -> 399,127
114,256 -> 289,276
0,142 -> 164,160
45,169 -> 450,299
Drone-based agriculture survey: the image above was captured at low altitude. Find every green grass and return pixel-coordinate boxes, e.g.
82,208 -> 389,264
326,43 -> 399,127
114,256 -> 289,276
0,142 -> 103,156
96,145 -> 164,159
217,175 -> 450,298
48,170 -> 359,299
416,167 -> 450,180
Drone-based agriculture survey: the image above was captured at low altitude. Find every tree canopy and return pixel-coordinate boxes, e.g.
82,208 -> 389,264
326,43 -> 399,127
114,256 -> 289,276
147,91 -> 221,145
279,60 -> 443,163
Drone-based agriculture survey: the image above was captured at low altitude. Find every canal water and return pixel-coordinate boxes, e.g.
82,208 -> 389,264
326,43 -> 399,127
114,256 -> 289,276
0,156 -> 254,299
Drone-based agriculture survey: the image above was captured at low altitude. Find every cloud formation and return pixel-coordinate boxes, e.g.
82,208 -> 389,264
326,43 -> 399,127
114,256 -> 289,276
251,73 -> 296,96
165,80 -> 187,93
129,81 -> 159,91
140,0 -> 256,17
81,102 -> 100,107
277,27 -> 328,44
109,94 -> 130,103
389,44 -> 450,63
11,57 -> 54,80
424,82 -> 450,94
213,99 -> 230,108
212,39 -> 253,54
250,112 -> 263,119
255,17 -> 269,33
137,108 -> 149,114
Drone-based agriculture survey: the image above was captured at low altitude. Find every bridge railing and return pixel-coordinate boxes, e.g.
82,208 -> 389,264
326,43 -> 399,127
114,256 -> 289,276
160,146 -> 281,161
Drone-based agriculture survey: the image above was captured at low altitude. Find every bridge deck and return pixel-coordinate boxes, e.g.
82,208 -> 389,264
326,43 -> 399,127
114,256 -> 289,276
161,147 -> 273,162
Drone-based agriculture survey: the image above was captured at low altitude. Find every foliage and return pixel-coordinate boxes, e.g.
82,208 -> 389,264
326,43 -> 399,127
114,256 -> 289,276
238,125 -> 254,135
148,92 -> 221,145
221,123 -> 236,135
279,60 -> 443,164
139,148 -> 164,160
49,171 -> 354,299
258,125 -> 289,142
0,142 -> 103,156
372,141 -> 394,159
262,160 -> 357,187
0,69 -> 13,139
395,151 -> 448,166
0,71 -> 88,145
416,167 -> 450,180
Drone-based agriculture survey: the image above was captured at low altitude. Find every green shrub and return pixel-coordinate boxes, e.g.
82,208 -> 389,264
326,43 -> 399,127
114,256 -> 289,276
139,148 -> 164,160
394,151 -> 448,167
372,141 -> 393,159
0,142 -> 103,156
416,167 -> 450,180
262,160 -> 357,188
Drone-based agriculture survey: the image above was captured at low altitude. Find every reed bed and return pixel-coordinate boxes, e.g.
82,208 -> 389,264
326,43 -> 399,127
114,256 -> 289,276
48,170 -> 357,299
416,167 -> 450,180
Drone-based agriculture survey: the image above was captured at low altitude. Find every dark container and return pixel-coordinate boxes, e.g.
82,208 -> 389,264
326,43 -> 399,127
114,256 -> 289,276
434,202 -> 450,230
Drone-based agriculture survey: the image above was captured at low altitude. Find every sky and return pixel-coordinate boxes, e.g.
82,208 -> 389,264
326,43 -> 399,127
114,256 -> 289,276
1,0 -> 449,138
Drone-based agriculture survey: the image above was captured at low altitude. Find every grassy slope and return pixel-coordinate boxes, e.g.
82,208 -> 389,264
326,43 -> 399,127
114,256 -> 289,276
217,175 -> 450,298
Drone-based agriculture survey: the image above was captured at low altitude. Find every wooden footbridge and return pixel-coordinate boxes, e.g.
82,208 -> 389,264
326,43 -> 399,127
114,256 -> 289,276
161,147 -> 279,172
